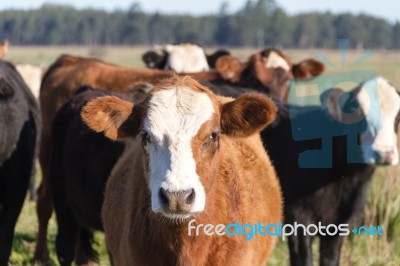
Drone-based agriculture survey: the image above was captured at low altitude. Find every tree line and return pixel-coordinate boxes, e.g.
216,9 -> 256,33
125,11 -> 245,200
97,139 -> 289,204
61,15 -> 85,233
1,0 -> 399,49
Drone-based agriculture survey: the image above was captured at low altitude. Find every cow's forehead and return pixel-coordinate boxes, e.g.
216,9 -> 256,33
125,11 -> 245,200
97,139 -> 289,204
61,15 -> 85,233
263,51 -> 291,72
376,78 -> 400,115
358,77 -> 400,117
144,87 -> 216,141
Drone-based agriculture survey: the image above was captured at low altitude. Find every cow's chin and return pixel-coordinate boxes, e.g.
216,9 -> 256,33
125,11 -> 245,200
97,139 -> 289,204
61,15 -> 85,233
362,148 -> 399,166
154,211 -> 200,222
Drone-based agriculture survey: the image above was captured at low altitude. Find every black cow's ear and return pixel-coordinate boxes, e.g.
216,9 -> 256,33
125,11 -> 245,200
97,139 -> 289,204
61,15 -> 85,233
142,51 -> 164,69
0,77 -> 14,98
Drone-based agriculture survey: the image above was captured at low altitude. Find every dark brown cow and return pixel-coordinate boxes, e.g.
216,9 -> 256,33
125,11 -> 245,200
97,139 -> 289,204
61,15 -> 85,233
218,48 -> 325,102
82,75 -> 283,265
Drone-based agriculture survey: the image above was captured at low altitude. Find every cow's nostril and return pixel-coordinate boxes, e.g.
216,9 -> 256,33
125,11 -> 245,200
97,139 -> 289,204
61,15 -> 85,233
185,189 -> 195,205
159,188 -> 196,213
372,150 -> 381,162
159,188 -> 169,206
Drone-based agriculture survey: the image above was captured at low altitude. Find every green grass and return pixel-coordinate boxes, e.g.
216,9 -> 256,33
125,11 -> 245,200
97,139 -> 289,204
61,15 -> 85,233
5,46 -> 400,265
10,193 -> 109,265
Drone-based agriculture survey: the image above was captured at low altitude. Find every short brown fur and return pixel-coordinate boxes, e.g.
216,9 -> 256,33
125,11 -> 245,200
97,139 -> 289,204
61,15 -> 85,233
82,76 -> 283,266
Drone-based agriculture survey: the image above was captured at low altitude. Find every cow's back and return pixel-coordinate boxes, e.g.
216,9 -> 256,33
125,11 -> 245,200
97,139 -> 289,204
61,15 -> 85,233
0,60 -> 39,165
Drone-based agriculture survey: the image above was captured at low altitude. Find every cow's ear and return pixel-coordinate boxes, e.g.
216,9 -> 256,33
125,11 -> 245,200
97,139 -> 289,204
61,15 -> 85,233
142,51 -> 161,69
292,59 -> 324,78
321,87 -> 357,123
0,77 -> 14,98
81,96 -> 142,141
221,93 -> 276,137
215,55 -> 246,83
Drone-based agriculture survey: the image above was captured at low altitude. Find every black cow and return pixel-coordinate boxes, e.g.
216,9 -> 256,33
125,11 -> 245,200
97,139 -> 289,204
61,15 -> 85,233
0,60 -> 40,265
50,84 -> 150,265
261,77 -> 400,266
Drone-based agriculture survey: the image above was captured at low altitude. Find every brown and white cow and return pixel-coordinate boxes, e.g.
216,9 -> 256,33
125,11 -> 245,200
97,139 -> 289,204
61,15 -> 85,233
164,43 -> 210,73
142,43 -> 230,72
34,52 -> 318,262
219,48 -> 325,102
81,75 -> 283,265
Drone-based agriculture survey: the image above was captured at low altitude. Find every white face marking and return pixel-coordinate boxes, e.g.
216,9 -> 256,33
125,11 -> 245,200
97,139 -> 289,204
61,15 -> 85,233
359,77 -> 400,165
143,87 -> 215,214
263,51 -> 290,72
164,44 -> 210,73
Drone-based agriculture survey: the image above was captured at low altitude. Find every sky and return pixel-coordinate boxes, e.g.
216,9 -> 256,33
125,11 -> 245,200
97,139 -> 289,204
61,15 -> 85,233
0,0 -> 398,23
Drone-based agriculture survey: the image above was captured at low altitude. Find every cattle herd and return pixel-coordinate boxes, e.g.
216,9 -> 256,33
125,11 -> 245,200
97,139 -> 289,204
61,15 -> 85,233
0,41 -> 399,266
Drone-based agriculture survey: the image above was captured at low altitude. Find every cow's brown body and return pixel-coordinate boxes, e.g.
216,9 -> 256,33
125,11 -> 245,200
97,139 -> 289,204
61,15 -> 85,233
103,132 -> 281,265
80,76 -> 282,265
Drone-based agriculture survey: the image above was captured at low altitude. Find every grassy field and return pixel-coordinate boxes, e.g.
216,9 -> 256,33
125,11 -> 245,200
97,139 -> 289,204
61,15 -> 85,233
4,46 -> 400,265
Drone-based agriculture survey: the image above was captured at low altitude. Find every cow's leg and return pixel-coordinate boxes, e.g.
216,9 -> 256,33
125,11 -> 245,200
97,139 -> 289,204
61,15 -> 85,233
0,124 -> 33,266
28,162 -> 39,201
34,136 -> 53,264
50,146 -> 78,266
288,234 -> 314,266
319,235 -> 344,266
0,202 -> 20,266
53,195 -> 78,266
0,174 -> 29,266
75,227 -> 98,266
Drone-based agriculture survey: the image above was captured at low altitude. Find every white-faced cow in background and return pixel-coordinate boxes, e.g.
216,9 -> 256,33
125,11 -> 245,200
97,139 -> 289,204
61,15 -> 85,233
261,76 -> 400,266
142,43 -> 230,73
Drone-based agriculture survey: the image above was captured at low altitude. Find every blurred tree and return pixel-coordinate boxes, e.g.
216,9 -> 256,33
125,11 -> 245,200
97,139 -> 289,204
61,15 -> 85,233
392,22 -> 400,48
316,12 -> 336,48
334,13 -> 366,48
265,7 -> 293,47
120,3 -> 148,44
213,2 -> 237,45
293,13 -> 319,48
0,1 -> 397,49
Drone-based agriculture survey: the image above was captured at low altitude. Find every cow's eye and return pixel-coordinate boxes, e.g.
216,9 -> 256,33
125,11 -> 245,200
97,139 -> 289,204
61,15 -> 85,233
140,130 -> 151,145
210,132 -> 220,142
